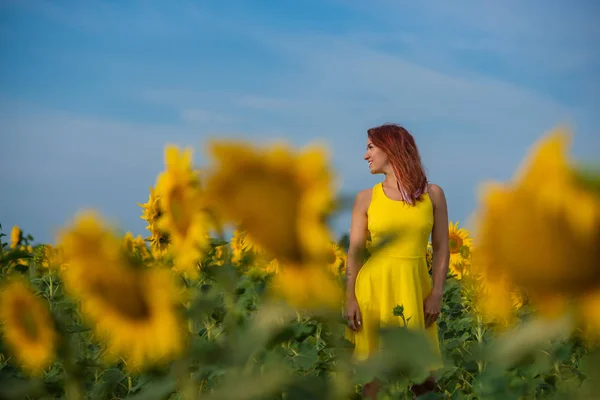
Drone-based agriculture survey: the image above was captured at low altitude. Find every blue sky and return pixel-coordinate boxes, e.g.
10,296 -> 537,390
1,0 -> 599,244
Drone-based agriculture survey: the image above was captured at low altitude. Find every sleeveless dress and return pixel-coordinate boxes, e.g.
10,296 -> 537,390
345,182 -> 443,369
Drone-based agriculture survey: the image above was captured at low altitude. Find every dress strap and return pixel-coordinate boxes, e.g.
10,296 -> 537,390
371,182 -> 383,202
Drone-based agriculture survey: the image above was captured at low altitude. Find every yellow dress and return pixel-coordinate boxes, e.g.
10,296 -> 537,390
345,182 -> 443,368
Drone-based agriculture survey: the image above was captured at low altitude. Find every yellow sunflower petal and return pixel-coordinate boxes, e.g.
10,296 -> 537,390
269,264 -> 343,311
10,225 -> 21,249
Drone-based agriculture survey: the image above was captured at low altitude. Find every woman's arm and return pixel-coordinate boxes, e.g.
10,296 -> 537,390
346,189 -> 371,299
428,183 -> 450,296
344,189 -> 371,331
423,184 -> 450,328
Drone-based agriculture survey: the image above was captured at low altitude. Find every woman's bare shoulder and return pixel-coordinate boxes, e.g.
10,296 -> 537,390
353,187 -> 374,212
427,183 -> 446,206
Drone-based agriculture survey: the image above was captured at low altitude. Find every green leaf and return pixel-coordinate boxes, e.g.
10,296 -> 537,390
201,365 -> 293,400
0,376 -> 46,400
293,341 -> 319,370
486,314 -> 573,368
190,337 -> 228,365
89,368 -> 128,399
354,326 -> 440,385
278,375 -> 332,400
1,250 -> 33,264
293,323 -> 317,342
125,376 -> 177,400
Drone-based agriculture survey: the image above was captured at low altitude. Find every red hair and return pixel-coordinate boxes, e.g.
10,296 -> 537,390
367,123 -> 428,205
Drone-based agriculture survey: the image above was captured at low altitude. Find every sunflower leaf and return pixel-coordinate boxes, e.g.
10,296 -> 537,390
487,314 -> 573,368
292,342 -> 318,370
353,326 -> 438,385
0,375 -> 46,400
209,237 -> 229,247
124,376 -> 177,400
0,250 -> 33,264
200,364 -> 292,400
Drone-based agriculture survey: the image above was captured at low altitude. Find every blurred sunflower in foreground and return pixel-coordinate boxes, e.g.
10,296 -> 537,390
473,127 -> 600,335
0,277 -> 57,376
57,211 -> 186,371
203,140 -> 342,309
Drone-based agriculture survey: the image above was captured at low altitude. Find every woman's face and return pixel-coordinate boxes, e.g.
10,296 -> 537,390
364,138 -> 389,174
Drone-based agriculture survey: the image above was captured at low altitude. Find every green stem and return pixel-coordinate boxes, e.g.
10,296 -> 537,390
63,349 -> 84,400
475,314 -> 486,374
175,357 -> 197,400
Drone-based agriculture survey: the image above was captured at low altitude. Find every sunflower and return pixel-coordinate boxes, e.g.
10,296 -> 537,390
57,211 -> 123,284
82,267 -> 185,371
264,258 -> 280,274
448,221 -> 473,268
449,257 -> 469,280
138,186 -> 170,257
122,232 -> 151,261
229,229 -> 246,265
139,186 -> 161,229
510,290 -> 525,310
57,211 -> 186,371
154,145 -> 212,279
473,127 -> 600,337
469,250 -> 517,327
10,225 -> 21,249
426,242 -> 433,273
40,244 -> 68,271
212,244 -> 226,267
327,242 -> 347,277
229,228 -> 271,267
204,140 -> 335,266
476,128 -> 600,296
0,277 -> 57,375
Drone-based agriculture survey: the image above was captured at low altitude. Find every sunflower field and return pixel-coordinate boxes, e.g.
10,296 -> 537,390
1,127 -> 599,400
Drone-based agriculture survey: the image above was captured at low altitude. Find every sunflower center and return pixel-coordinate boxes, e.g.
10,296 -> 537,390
232,168 -> 303,262
449,234 -> 463,254
327,248 -> 337,265
15,299 -> 39,341
154,206 -> 163,222
91,275 -> 152,321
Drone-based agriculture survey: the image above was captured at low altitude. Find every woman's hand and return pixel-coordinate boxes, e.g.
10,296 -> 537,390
344,296 -> 362,331
423,291 -> 442,328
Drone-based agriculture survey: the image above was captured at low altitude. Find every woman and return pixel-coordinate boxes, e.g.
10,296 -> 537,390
344,123 -> 450,398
